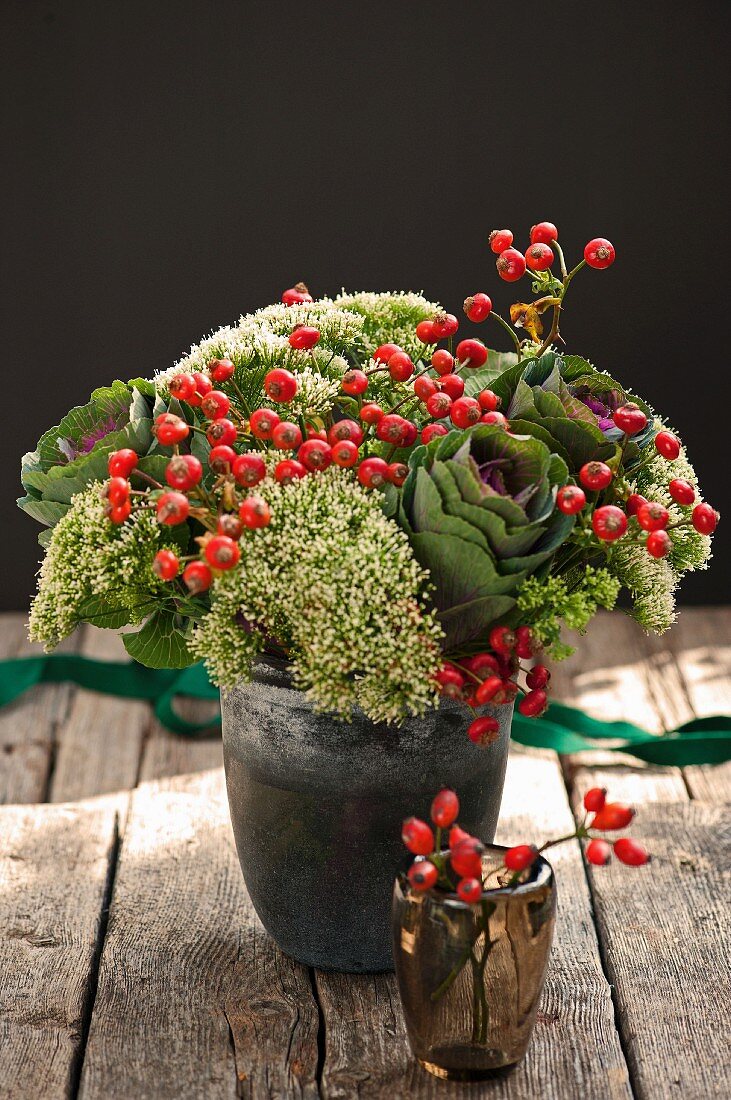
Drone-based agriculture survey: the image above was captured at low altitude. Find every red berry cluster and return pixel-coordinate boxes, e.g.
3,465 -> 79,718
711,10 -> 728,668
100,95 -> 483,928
402,785 -> 649,901
488,222 -> 615,283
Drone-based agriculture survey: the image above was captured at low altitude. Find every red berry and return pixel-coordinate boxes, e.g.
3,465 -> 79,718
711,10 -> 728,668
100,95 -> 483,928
415,319 -> 438,344
329,419 -> 364,447
489,625 -> 515,654
504,844 -> 538,872
489,228 -> 513,254
586,839 -> 612,866
376,414 -> 410,445
450,396 -> 481,429
250,408 -> 281,440
288,325 -> 320,350
307,426 -> 328,441
692,502 -> 718,534
207,418 -> 237,447
451,838 -> 485,878
637,501 -> 669,532
208,445 -> 237,474
153,549 -> 179,581
518,689 -> 548,717
239,495 -> 271,529
583,787 -> 607,813
109,500 -> 132,524
218,513 -> 244,539
613,403 -> 647,435
373,342 -> 403,364
431,788 -> 460,828
264,368 -> 298,403
613,837 -> 650,866
431,349 -> 455,376
107,476 -> 130,506
456,338 -> 488,368
481,411 -> 508,428
439,374 -> 465,401
407,860 -> 438,892
530,221 -> 558,244
496,247 -> 526,282
169,373 -> 197,401
281,282 -> 312,306
457,877 -> 482,904
402,817 -> 434,855
209,357 -> 235,383
188,373 -> 212,406
232,452 -> 267,486
270,421 -> 302,451
579,461 -> 613,491
435,663 -> 465,697
668,478 -> 695,505
626,493 -> 649,516
360,403 -> 384,425
515,625 -> 535,659
526,242 -> 554,271
646,530 -> 672,558
154,413 -> 190,446
414,375 -> 438,402
156,491 -> 190,525
274,458 -> 307,484
386,461 -> 408,486
526,664 -> 550,690
432,313 -> 459,339
204,534 -> 241,571
584,238 -> 616,269
465,651 -> 501,678
557,484 -> 587,515
467,716 -> 500,746
108,449 -> 138,477
590,802 -> 635,831
332,439 -> 359,468
421,423 -> 449,444
357,456 -> 389,489
182,561 -> 212,593
592,505 -> 628,542
463,293 -> 492,323
475,675 -> 503,705
296,438 -> 331,472
449,825 -> 471,851
341,369 -> 368,395
201,390 -> 231,421
478,389 -> 500,412
165,454 -> 203,491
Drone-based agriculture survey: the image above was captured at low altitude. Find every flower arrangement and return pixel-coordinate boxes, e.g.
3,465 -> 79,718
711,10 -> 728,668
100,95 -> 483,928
395,784 -> 649,1075
22,222 -> 719,738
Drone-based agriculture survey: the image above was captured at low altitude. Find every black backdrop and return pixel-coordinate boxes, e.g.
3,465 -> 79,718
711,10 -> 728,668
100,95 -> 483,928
2,0 -> 729,609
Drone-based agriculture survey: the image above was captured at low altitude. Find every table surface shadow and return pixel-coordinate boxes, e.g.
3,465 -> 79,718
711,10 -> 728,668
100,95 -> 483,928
0,608 -> 728,1100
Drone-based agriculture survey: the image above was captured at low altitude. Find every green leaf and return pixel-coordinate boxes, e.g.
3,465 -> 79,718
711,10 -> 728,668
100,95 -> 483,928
438,595 -> 517,649
76,594 -> 141,630
122,609 -> 195,668
16,495 -> 69,526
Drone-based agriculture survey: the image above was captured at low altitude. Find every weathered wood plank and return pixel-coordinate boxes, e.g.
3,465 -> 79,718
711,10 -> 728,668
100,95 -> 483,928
316,746 -> 632,1100
667,608 -> 731,803
583,801 -> 731,1099
139,700 -> 222,784
0,614 -> 81,805
0,796 -> 118,1099
79,770 -> 320,1100
49,629 -> 151,804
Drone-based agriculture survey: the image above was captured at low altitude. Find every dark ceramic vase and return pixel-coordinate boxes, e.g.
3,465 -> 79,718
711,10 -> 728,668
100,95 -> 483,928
221,656 -> 513,972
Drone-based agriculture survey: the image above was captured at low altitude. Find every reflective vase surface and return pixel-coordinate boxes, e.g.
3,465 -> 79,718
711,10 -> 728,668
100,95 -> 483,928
392,846 -> 556,1078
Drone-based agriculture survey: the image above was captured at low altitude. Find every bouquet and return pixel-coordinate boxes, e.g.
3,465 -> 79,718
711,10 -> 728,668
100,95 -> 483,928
21,222 -> 718,741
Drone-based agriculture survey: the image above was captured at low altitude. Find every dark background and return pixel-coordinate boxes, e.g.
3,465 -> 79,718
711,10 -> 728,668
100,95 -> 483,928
2,0 -> 729,609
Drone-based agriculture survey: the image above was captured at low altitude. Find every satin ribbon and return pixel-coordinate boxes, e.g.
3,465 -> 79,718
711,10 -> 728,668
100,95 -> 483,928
1,654 -> 729,764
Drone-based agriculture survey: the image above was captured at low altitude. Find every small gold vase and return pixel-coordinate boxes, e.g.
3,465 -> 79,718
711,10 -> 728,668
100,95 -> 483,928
392,846 -> 556,1080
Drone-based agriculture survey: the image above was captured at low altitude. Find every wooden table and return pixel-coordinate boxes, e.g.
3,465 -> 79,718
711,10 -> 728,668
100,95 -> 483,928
0,609 -> 729,1099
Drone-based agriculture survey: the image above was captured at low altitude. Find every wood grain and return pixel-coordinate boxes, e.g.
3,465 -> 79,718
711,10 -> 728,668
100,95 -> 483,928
585,800 -> 731,1099
78,770 -> 319,1100
0,796 -> 118,1099
0,614 -> 81,804
315,746 -> 632,1100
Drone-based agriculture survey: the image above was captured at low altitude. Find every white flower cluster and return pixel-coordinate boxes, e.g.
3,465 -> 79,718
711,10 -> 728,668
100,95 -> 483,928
333,290 -> 442,359
615,423 -> 713,633
190,467 -> 444,723
29,484 -> 173,647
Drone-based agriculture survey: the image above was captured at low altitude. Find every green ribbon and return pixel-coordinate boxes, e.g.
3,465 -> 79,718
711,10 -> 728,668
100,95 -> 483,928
1,654 -> 729,765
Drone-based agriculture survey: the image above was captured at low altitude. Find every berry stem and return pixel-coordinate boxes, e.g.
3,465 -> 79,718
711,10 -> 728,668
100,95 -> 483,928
489,311 -> 523,358
552,239 -> 569,280
132,467 -> 163,490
